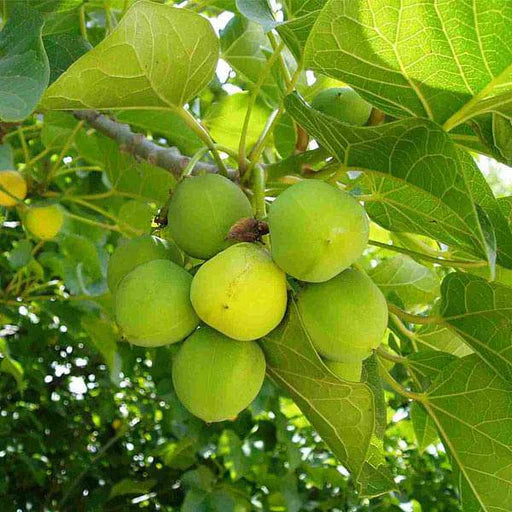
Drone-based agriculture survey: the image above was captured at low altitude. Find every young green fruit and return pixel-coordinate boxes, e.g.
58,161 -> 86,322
167,174 -> 253,259
324,359 -> 362,382
25,204 -> 64,240
0,170 -> 27,207
172,326 -> 266,422
268,180 -> 369,282
311,87 -> 372,126
115,259 -> 199,347
107,234 -> 183,293
190,243 -> 287,341
298,269 -> 388,362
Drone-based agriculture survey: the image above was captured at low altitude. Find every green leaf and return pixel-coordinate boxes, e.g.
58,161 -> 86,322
156,438 -> 197,471
43,33 -> 91,84
370,255 -> 440,308
262,300 -> 375,476
220,16 -> 279,102
423,355 -> 512,510
204,92 -> 271,151
362,353 -> 386,439
410,402 -> 439,452
41,1 -> 219,110
0,6 -> 49,121
357,437 -> 397,498
41,111 -> 77,148
108,478 -> 156,500
493,114 -> 512,164
7,239 -> 33,269
441,272 -> 512,382
0,143 -> 14,169
276,0 -> 325,59
236,0 -> 277,33
407,351 -> 458,391
218,430 -> 249,480
285,93 -> 492,263
304,0 -> 512,130
117,200 -> 154,236
81,315 -> 121,385
416,324 -> 473,358
30,0 -> 82,14
0,338 -> 25,392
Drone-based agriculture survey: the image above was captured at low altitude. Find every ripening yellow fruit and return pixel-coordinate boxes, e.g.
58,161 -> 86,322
190,243 -> 288,341
25,204 -> 64,240
0,170 -> 27,207
324,359 -> 363,382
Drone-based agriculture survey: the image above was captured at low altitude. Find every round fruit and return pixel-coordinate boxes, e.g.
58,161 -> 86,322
190,243 -> 287,341
268,180 -> 369,282
311,87 -> 372,126
115,259 -> 199,347
0,170 -> 27,207
107,234 -> 183,293
25,204 -> 64,240
324,359 -> 362,382
172,326 -> 266,422
298,269 -> 388,362
167,174 -> 253,259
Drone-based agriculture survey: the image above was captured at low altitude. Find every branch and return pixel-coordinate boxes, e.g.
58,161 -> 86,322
73,110 -> 238,180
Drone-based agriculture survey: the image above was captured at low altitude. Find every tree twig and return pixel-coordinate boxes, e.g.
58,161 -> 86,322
73,110 -> 238,180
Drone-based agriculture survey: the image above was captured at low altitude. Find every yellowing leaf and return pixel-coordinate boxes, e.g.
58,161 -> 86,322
41,2 -> 219,110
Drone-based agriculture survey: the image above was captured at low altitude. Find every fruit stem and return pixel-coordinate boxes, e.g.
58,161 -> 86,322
368,239 -> 487,269
181,147 -> 210,178
377,358 -> 425,402
252,164 -> 267,220
173,107 -> 229,178
388,303 -> 443,326
376,345 -> 408,365
389,314 -> 420,352
238,40 -> 285,175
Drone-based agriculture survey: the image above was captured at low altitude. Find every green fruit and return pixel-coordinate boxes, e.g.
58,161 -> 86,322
172,326 -> 266,422
25,204 -> 64,240
167,174 -> 253,259
324,359 -> 362,382
268,180 -> 369,282
311,87 -> 372,126
115,259 -> 199,347
298,269 -> 388,362
190,243 -> 287,341
107,234 -> 183,293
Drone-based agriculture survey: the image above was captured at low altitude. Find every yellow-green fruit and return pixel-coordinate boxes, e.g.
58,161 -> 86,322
311,87 -> 372,126
268,180 -> 369,282
25,204 -> 64,240
172,326 -> 266,422
324,359 -> 362,382
190,243 -> 287,341
167,174 -> 253,259
115,259 -> 199,347
107,234 -> 183,293
298,269 -> 388,362
0,170 -> 27,207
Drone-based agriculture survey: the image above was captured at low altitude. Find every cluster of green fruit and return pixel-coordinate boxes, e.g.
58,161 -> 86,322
0,170 -> 64,240
108,174 -> 388,422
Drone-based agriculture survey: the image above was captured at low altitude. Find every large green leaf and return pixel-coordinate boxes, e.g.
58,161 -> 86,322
236,0 -> 277,33
370,255 -> 440,308
41,2 -> 219,110
416,324 -> 473,358
285,93 -> 492,263
357,437 -> 396,498
0,144 -> 14,169
441,272 -> 512,382
262,300 -> 375,477
304,0 -> 512,130
0,6 -> 49,121
423,355 -> 512,510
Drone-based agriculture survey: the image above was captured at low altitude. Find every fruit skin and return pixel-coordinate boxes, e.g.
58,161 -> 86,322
115,259 -> 199,347
324,359 -> 362,382
107,234 -> 183,293
25,204 -> 64,240
190,243 -> 287,341
297,269 -> 388,362
167,174 -> 253,259
311,87 -> 372,126
172,326 -> 266,422
268,180 -> 369,283
0,170 -> 27,207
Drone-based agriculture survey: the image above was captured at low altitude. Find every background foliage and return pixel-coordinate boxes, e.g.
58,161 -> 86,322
1,0 -> 512,510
